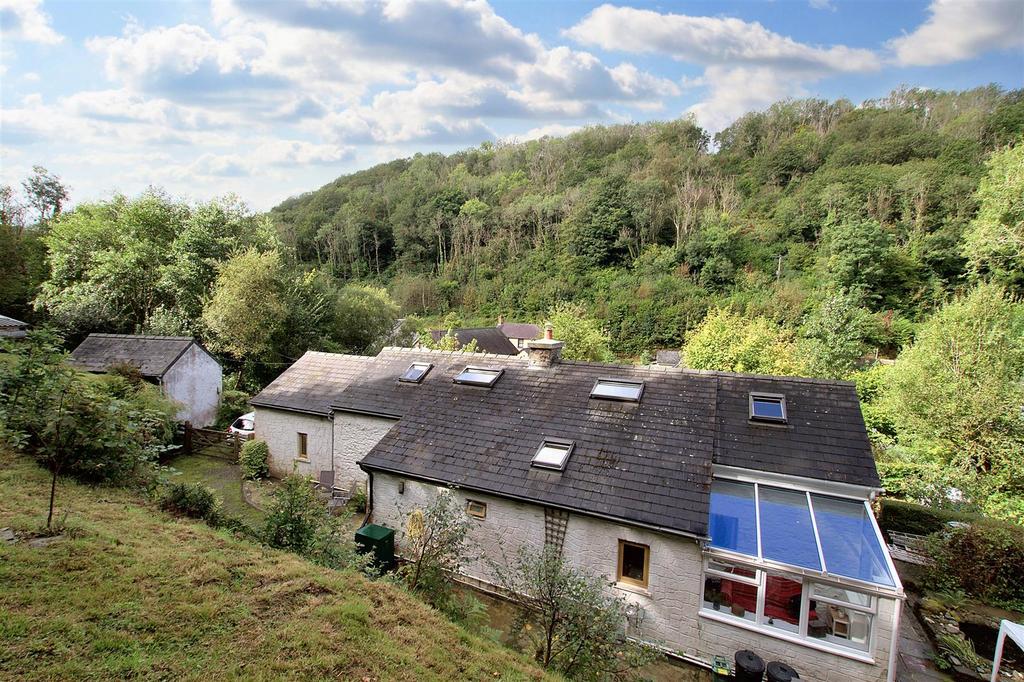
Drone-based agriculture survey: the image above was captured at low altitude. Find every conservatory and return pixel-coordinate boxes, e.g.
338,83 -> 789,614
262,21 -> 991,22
700,475 -> 902,660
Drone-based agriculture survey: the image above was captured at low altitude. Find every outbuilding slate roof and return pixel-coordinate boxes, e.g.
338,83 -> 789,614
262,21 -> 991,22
497,322 -> 541,340
0,314 -> 29,338
427,327 -> 520,355
250,351 -> 376,416
68,334 -> 214,377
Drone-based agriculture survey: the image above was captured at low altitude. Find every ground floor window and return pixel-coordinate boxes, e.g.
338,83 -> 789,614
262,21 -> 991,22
701,558 -> 875,653
297,432 -> 308,460
617,540 -> 650,589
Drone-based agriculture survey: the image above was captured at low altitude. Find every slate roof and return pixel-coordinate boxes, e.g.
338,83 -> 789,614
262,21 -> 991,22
655,350 -> 681,367
332,348 -> 511,419
713,373 -> 879,487
68,334 -> 214,377
250,351 -> 376,416
427,327 -> 520,355
0,314 -> 29,338
256,346 -> 880,538
498,322 -> 541,340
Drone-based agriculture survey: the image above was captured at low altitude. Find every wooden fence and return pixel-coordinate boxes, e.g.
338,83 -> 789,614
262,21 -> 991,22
181,422 -> 251,461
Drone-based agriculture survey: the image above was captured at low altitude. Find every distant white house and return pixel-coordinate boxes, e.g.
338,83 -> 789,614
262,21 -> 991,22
250,340 -> 904,682
69,334 -> 222,427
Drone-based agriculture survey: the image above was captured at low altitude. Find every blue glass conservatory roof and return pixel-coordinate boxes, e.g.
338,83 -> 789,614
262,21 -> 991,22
709,478 -> 895,588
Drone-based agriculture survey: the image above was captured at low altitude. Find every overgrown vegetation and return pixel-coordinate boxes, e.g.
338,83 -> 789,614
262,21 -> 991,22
0,331 -> 177,530
160,481 -> 219,522
0,451 -> 550,680
924,522 -> 1024,612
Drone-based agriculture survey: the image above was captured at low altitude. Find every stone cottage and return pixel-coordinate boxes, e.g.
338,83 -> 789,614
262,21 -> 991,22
69,334 -> 222,427
250,339 -> 902,682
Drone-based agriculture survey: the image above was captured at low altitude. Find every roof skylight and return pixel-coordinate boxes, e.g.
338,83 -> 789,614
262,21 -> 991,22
532,439 -> 574,471
399,362 -> 433,384
590,378 -> 644,402
454,366 -> 504,387
749,393 -> 786,423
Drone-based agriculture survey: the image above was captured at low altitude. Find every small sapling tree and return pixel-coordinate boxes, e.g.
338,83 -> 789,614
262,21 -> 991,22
492,545 -> 657,680
399,490 -> 471,603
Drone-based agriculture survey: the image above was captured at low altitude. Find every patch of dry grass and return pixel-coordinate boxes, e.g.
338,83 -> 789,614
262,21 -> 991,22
0,451 -> 551,681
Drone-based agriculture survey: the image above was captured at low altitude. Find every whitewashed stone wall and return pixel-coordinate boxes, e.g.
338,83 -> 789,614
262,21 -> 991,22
253,408 -> 332,479
332,412 -> 397,491
369,472 -> 897,682
162,344 -> 221,427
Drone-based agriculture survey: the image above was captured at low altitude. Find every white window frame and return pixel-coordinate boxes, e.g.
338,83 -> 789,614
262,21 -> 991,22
700,555 -> 878,662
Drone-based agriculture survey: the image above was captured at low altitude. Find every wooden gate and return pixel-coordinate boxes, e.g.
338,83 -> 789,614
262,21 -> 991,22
182,423 -> 250,461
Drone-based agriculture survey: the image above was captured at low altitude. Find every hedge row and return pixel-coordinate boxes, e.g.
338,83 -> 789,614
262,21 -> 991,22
877,498 -> 979,536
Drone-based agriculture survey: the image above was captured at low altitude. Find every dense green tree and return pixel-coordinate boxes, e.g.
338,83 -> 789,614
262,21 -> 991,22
682,308 -> 807,376
202,248 -> 287,361
963,143 -> 1024,294
879,284 -> 1024,520
548,302 -> 614,362
800,290 -> 873,379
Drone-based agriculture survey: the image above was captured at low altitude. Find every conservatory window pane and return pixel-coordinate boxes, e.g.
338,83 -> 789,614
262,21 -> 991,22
806,598 -> 872,651
709,480 -> 758,556
704,570 -> 757,623
758,486 -> 820,570
762,573 -> 802,634
811,495 -> 894,586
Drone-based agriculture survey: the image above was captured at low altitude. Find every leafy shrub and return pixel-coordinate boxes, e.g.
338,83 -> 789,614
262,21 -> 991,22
161,482 -> 218,521
925,521 -> 1024,610
878,498 -> 977,536
262,473 -> 370,571
216,389 -> 251,429
238,439 -> 269,480
349,486 -> 368,514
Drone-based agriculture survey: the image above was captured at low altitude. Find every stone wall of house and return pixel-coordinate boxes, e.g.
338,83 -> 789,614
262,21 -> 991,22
162,344 -> 221,427
332,412 -> 397,492
368,472 -> 898,682
253,408 -> 332,479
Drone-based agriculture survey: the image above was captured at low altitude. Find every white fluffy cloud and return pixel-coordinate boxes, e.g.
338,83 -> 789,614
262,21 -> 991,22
888,0 -> 1023,66
566,4 -> 879,74
565,3 -> 882,131
0,0 -> 63,44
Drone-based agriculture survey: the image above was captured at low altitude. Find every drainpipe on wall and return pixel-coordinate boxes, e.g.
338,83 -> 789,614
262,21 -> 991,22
360,470 -> 373,528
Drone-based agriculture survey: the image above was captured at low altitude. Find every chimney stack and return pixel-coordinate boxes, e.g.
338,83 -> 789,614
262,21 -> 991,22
525,323 -> 562,368
497,314 -> 505,326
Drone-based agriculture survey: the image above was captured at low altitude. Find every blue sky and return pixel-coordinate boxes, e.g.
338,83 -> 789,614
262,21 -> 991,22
1,0 -> 1021,210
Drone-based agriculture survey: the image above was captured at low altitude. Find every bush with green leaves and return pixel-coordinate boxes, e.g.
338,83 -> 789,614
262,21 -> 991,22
238,439 -> 269,480
877,498 -> 978,536
262,473 -> 370,572
161,482 -> 219,521
925,521 -> 1024,611
398,490 -> 471,611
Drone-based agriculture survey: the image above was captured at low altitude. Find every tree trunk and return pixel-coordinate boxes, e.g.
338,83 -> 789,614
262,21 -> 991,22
47,465 -> 59,531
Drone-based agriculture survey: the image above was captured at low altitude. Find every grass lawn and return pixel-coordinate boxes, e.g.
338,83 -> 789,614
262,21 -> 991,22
167,451 -> 267,528
0,451 -> 551,681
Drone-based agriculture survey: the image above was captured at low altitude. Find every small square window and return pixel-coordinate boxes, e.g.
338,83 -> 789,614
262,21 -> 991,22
750,393 -> 786,423
617,540 -> 650,589
399,362 -> 433,383
590,378 -> 644,402
532,439 -> 574,470
466,500 -> 487,519
454,366 -> 504,387
297,432 -> 308,460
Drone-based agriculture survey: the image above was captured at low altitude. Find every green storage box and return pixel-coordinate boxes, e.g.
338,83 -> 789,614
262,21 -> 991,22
355,524 -> 395,572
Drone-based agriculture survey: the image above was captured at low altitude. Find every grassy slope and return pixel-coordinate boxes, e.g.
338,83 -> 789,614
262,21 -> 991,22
0,452 -> 550,681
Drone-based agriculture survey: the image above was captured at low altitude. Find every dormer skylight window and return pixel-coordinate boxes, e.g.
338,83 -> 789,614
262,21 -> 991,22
454,366 -> 503,387
750,393 -> 786,423
531,439 -> 574,471
399,362 -> 433,384
590,378 -> 644,402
